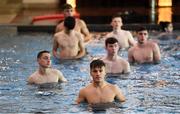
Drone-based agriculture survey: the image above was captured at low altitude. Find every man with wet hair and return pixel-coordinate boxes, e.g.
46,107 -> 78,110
102,37 -> 130,74
27,50 -> 67,84
55,3 -> 91,42
105,14 -> 136,49
53,16 -> 86,60
76,59 -> 126,104
128,26 -> 161,64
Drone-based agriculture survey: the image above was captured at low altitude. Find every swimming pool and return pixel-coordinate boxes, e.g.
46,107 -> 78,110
0,32 -> 179,113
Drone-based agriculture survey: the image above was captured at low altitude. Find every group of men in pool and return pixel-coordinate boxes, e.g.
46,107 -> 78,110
27,4 -> 161,105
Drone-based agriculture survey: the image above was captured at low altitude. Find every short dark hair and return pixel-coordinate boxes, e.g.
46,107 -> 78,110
112,14 -> 121,20
136,26 -> 147,32
90,59 -> 105,70
64,16 -> 75,30
105,37 -> 118,47
62,3 -> 73,10
37,50 -> 50,59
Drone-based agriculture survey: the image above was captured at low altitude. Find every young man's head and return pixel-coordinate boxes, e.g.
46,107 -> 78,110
90,59 -> 106,83
159,21 -> 173,32
37,50 -> 51,68
62,3 -> 73,17
111,14 -> 123,29
64,16 -> 76,30
105,37 -> 120,55
136,26 -> 148,44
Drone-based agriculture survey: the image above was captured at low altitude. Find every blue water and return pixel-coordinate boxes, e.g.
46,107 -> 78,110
0,32 -> 179,113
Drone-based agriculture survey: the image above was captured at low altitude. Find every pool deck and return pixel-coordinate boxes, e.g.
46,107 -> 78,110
1,8 -> 180,33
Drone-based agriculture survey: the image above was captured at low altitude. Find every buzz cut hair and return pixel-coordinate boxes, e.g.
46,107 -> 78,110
37,50 -> 50,59
105,37 -> 119,47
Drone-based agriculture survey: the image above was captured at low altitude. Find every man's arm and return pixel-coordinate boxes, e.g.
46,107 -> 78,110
27,75 -> 35,84
52,35 -> 59,58
128,48 -> 135,64
55,22 -> 64,33
127,31 -> 136,46
75,35 -> 86,59
57,70 -> 67,82
80,20 -> 91,42
114,85 -> 126,102
123,61 -> 131,74
153,43 -> 161,64
76,89 -> 85,104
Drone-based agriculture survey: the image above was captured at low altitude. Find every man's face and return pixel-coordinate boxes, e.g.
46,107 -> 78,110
166,23 -> 173,33
137,30 -> 148,44
63,8 -> 74,17
38,53 -> 51,68
90,66 -> 106,83
111,17 -> 123,29
106,42 -> 119,55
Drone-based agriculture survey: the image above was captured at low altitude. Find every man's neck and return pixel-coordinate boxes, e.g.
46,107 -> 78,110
113,28 -> 121,33
137,42 -> 146,48
38,67 -> 48,75
106,54 -> 118,61
93,81 -> 106,88
64,29 -> 73,35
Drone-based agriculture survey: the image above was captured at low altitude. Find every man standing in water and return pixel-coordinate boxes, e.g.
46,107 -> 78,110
106,14 -> 136,49
53,16 -> 86,60
128,26 -> 161,64
102,37 -> 130,74
76,59 -> 126,104
27,50 -> 67,84
55,3 -> 91,42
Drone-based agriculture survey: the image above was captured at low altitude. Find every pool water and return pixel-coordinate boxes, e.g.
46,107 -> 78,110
0,32 -> 179,113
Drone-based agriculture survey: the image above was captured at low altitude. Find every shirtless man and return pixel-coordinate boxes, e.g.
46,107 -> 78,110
157,21 -> 180,40
128,26 -> 161,64
55,3 -> 91,42
102,37 -> 130,74
106,15 -> 136,49
76,59 -> 126,104
27,50 -> 67,84
53,16 -> 86,60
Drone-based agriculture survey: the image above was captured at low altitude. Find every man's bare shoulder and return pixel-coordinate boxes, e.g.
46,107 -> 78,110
27,71 -> 39,84
29,71 -> 39,78
76,19 -> 86,25
74,30 -> 83,36
101,56 -> 108,62
106,82 -> 119,90
106,32 -> 114,36
128,45 -> 136,52
54,31 -> 66,41
55,22 -> 64,32
124,30 -> 131,34
50,68 -> 59,73
117,57 -> 129,64
79,83 -> 93,93
54,31 -> 65,37
57,21 -> 64,27
147,40 -> 158,47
